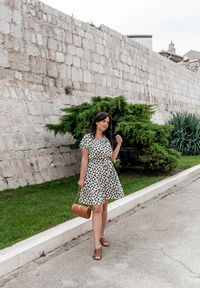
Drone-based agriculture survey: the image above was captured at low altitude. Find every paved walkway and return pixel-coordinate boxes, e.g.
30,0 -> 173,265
1,177 -> 200,288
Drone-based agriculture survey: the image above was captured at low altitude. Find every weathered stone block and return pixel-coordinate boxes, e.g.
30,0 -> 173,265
49,50 -> 56,61
0,5 -> 12,21
72,56 -> 80,68
82,38 -> 90,50
47,61 -> 58,78
80,59 -> 87,70
48,39 -> 58,50
106,76 -> 111,87
37,10 -> 43,20
114,69 -> 120,77
73,35 -> 82,47
0,161 -> 13,177
65,31 -> 73,44
105,47 -> 109,58
0,86 -> 10,98
92,53 -> 100,63
76,47 -> 84,58
97,44 -> 104,55
97,64 -> 104,74
26,173 -> 37,185
30,56 -> 46,74
43,13 -> 47,22
92,62 -> 98,72
8,87 -> 17,99
77,28 -> 84,37
78,69 -> 83,82
83,70 -> 92,83
13,10 -> 22,24
0,49 -> 8,67
0,136 -> 6,151
13,39 -> 20,51
0,19 -> 10,34
10,24 -> 23,39
124,64 -> 129,73
100,56 -> 105,66
66,65 -> 72,79
72,66 -> 79,81
31,32 -> 36,44
11,0 -> 22,10
18,177 -> 28,187
59,64 -> 66,79
47,14 -> 52,23
26,45 -> 40,56
56,52 -> 64,62
6,176 -> 21,189
85,32 -> 93,40
37,34 -> 43,45
87,83 -> 95,92
53,27 -> 65,41
65,55 -> 72,65
9,52 -> 29,71
68,45 -> 76,56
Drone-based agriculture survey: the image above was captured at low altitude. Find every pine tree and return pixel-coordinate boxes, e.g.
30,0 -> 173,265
46,96 -> 180,173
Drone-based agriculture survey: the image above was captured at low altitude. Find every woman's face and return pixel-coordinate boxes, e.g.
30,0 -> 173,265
96,116 -> 110,132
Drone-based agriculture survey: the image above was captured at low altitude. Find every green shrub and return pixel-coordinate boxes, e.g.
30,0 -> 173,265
167,112 -> 200,155
46,96 -> 180,173
139,144 -> 180,173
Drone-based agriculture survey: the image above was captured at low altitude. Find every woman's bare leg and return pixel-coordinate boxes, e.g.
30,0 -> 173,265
100,199 -> 108,238
92,204 -> 103,249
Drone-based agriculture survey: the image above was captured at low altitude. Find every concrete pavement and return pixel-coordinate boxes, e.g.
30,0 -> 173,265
0,176 -> 200,288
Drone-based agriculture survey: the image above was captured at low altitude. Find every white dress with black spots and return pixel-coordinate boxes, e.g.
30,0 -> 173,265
79,133 -> 125,205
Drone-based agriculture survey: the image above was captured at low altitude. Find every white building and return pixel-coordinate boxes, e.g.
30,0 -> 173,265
127,35 -> 152,50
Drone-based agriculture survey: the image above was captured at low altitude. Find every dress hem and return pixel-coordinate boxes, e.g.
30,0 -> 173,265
79,195 -> 124,206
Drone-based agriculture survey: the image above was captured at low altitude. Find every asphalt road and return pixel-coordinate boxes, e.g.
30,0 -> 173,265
1,177 -> 200,288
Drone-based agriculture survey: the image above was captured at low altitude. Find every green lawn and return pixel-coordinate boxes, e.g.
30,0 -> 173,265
176,155 -> 200,170
0,156 -> 200,250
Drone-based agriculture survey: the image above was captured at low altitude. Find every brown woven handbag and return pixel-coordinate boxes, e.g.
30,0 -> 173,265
71,188 -> 91,219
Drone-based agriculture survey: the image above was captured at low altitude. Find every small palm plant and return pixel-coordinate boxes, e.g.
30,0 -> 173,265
167,112 -> 200,155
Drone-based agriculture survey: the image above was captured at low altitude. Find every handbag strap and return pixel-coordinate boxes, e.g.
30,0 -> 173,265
73,187 -> 90,207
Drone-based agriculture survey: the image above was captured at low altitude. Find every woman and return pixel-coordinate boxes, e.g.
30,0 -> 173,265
78,111 -> 124,260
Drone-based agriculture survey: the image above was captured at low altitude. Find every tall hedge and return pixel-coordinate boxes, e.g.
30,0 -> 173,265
46,96 -> 180,173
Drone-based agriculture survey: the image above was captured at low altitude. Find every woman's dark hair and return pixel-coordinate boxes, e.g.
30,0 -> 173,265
90,112 -> 113,146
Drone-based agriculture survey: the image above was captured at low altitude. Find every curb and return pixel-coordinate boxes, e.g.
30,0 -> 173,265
1,164 -> 200,278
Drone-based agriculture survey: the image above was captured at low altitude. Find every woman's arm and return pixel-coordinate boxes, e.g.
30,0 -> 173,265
78,149 -> 88,188
110,134 -> 123,162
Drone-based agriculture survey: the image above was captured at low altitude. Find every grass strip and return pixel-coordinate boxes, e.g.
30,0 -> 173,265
0,156 -> 199,250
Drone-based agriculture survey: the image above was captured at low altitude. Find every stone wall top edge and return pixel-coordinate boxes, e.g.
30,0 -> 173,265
37,0 -> 128,41
18,0 -> 151,46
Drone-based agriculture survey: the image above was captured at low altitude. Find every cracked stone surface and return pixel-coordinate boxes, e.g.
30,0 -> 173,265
1,177 -> 200,288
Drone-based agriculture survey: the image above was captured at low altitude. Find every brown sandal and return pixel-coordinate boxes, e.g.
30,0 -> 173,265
100,237 -> 110,247
93,247 -> 102,260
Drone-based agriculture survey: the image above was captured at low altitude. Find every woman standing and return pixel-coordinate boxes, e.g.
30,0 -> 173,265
78,112 -> 124,260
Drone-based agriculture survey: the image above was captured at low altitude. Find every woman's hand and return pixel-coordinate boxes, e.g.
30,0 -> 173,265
78,178 -> 85,189
115,134 -> 123,145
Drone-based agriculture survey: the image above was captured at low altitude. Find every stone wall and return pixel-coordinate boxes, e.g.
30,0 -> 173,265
0,0 -> 200,191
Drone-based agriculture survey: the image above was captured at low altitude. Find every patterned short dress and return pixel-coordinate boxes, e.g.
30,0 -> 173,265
79,133 -> 125,205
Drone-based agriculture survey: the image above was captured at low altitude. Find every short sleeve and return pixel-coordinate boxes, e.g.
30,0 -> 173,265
79,134 -> 90,150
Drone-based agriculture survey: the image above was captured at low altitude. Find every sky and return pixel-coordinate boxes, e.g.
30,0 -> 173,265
42,0 -> 200,56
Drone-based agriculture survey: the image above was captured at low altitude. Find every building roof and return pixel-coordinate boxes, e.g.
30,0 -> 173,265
183,50 -> 200,60
127,35 -> 152,38
159,51 -> 183,63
